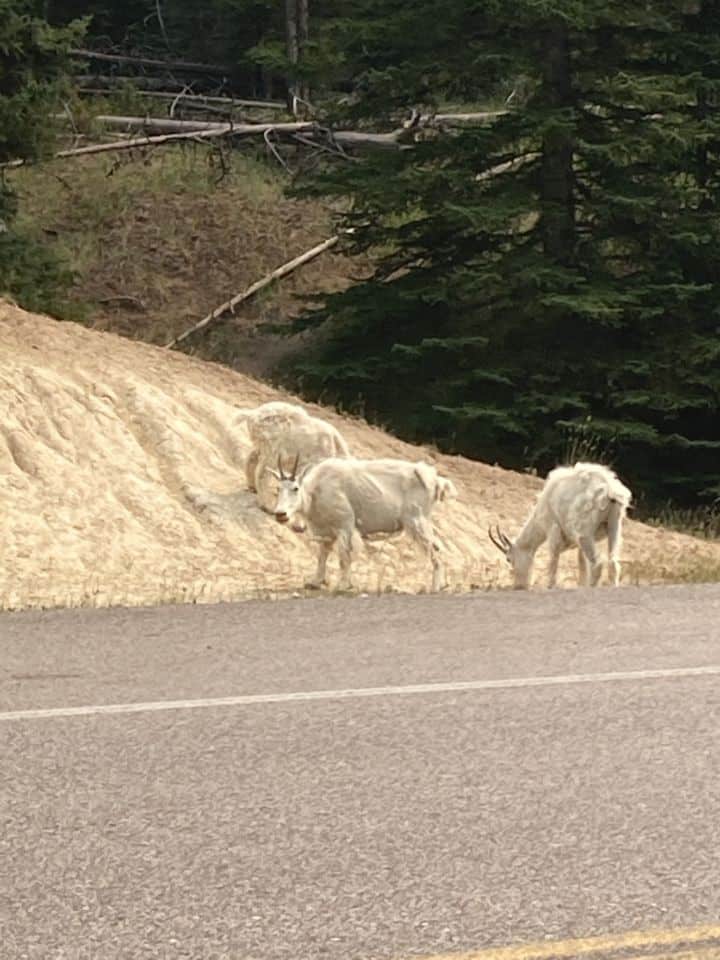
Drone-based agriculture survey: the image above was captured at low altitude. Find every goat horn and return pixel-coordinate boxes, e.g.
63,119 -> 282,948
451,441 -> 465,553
290,453 -> 300,480
488,525 -> 510,555
488,526 -> 506,554
277,454 -> 286,480
499,527 -> 512,550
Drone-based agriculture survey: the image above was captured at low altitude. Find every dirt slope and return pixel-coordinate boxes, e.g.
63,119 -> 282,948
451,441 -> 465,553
12,151 -> 365,377
1,300 -> 719,611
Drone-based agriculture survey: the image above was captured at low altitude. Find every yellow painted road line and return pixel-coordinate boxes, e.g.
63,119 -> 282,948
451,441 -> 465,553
411,924 -> 720,960
636,950 -> 720,960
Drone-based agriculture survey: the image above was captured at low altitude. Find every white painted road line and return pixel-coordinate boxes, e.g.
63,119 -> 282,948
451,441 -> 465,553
1,664 -> 719,722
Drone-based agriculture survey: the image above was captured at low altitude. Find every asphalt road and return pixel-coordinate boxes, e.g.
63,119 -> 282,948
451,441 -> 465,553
2,584 -> 720,960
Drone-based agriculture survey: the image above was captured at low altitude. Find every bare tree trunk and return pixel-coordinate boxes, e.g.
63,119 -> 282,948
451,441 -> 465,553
166,234 -> 340,348
261,64 -> 274,101
285,0 -> 299,113
539,19 -> 575,264
297,0 -> 310,106
285,0 -> 310,114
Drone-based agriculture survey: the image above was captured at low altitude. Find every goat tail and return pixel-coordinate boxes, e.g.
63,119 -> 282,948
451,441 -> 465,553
414,462 -> 458,503
436,475 -> 459,503
606,497 -> 627,560
609,482 -> 632,511
414,461 -> 438,493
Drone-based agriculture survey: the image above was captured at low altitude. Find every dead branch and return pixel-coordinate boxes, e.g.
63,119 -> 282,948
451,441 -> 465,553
155,0 -> 170,49
70,48 -> 231,76
264,127 -> 290,169
77,84 -> 285,110
52,171 -> 75,192
61,101 -> 79,138
292,131 -> 359,162
208,139 -> 231,184
148,91 -> 283,110
169,84 -> 194,119
165,98 -> 246,120
475,152 -> 540,181
166,234 -> 341,349
75,74 -> 216,93
74,75 -> 284,106
98,294 -> 146,310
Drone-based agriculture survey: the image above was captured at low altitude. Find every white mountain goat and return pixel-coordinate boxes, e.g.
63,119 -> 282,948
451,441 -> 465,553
235,401 -> 350,511
235,401 -> 309,492
488,461 -> 632,589
272,456 -> 458,591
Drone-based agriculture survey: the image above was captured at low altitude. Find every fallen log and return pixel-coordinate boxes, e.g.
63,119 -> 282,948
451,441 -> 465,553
166,235 -> 341,348
75,76 -> 285,108
0,123 -> 316,168
70,48 -> 232,77
433,111 -> 507,124
93,89 -> 284,111
90,112 -> 503,150
2,110 -> 507,169
85,117 -> 412,151
96,115 -> 233,133
95,112 -> 504,135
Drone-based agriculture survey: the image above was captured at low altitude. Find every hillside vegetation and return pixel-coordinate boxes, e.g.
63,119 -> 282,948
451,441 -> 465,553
10,148 -> 358,378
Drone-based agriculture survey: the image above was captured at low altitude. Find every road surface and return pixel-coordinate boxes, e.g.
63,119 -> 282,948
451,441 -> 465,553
2,584 -> 720,960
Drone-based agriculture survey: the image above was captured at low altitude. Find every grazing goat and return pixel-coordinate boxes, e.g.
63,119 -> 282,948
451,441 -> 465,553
235,401 -> 350,511
272,456 -> 458,592
488,461 -> 632,589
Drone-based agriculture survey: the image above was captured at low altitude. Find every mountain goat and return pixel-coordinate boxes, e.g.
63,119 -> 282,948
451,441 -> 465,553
235,401 -> 350,511
272,456 -> 458,592
488,461 -> 632,589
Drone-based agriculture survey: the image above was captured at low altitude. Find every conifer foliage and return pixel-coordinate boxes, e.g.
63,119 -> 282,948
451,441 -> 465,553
0,0 -> 85,307
287,0 -> 720,505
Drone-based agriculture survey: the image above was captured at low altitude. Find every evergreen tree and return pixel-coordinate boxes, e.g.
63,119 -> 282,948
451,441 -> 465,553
0,0 -> 85,311
285,0 -> 720,506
